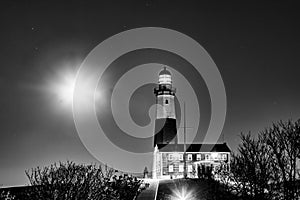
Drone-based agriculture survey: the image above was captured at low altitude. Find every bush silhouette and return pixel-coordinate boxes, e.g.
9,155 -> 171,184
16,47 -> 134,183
24,161 -> 141,200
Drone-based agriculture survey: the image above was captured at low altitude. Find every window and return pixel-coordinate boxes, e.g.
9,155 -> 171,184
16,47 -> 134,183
188,165 -> 193,172
196,154 -> 201,160
179,164 -> 184,172
211,152 -> 219,160
159,74 -> 172,84
165,99 -> 168,104
168,154 -> 173,160
188,154 -> 193,161
179,153 -> 183,161
205,154 -> 211,161
169,165 -> 174,172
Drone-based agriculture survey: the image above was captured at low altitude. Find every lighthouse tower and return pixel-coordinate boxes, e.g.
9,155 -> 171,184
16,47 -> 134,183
152,67 -> 178,179
153,67 -> 178,147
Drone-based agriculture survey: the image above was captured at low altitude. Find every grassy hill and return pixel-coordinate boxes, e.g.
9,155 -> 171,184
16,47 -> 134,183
156,178 -> 239,200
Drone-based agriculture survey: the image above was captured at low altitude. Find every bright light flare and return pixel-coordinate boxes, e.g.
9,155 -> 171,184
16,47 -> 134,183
56,73 -> 76,104
171,187 -> 195,200
47,66 -> 105,113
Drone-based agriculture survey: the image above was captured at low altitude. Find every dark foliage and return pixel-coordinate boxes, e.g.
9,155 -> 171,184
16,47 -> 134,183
18,161 -> 142,200
217,119 -> 300,200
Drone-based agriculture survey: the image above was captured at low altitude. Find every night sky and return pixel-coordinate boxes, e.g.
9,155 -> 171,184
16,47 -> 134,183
1,0 -> 300,186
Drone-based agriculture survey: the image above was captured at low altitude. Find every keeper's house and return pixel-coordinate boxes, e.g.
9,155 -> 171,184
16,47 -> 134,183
153,143 -> 231,179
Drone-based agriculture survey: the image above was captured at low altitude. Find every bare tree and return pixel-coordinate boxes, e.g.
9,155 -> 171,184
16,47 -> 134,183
220,119 -> 300,200
263,120 -> 300,200
25,161 -> 142,200
230,133 -> 275,199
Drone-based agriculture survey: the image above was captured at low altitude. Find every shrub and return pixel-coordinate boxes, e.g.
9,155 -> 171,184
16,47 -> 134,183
24,161 -> 142,200
0,191 -> 15,200
217,119 -> 300,200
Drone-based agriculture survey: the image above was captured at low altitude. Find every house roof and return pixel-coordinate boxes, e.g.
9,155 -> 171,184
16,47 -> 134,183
156,143 -> 231,153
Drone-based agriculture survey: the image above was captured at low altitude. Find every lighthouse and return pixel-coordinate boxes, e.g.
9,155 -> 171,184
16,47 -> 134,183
152,67 -> 231,179
153,67 -> 178,147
